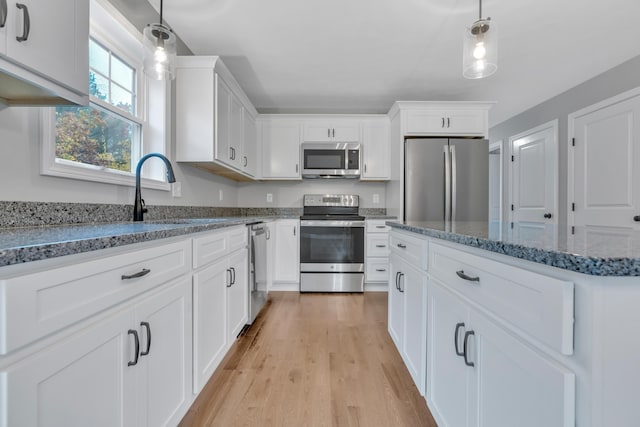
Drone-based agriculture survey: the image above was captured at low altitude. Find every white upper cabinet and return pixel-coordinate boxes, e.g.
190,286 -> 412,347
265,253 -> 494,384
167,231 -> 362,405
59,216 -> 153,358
242,112 -> 258,177
391,101 -> 493,138
260,118 -> 301,180
303,119 -> 360,142
175,56 -> 259,181
0,0 -> 89,106
361,117 -> 390,180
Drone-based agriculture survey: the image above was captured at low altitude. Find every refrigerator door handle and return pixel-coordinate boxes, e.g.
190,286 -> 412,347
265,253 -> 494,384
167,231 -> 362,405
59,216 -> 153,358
450,145 -> 457,222
444,145 -> 451,221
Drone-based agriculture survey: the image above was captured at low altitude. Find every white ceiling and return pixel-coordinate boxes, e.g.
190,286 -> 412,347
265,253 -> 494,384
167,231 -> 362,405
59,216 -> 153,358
153,0 -> 640,126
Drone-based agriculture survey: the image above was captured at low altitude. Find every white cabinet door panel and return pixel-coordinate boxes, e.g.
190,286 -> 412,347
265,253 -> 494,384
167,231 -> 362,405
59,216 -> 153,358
388,254 -> 404,348
227,250 -> 248,340
192,259 -> 227,393
136,278 -> 192,427
273,220 -> 299,283
261,120 -> 301,179
401,262 -> 427,395
1,310 -> 136,427
471,312 -> 575,427
243,113 -> 258,176
361,118 -> 390,180
215,77 -> 232,167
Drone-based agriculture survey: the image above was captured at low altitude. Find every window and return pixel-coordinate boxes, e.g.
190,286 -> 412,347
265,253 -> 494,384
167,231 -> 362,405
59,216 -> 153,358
41,0 -> 169,189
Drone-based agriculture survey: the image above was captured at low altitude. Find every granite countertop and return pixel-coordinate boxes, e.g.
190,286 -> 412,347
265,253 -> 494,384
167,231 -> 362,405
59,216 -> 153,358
364,215 -> 398,220
0,217 -> 281,268
387,221 -> 640,277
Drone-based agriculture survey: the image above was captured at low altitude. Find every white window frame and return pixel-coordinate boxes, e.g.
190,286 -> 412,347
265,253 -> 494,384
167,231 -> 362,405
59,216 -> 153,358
40,0 -> 171,191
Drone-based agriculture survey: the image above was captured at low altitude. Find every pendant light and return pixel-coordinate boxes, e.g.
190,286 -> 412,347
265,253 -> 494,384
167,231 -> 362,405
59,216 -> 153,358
143,0 -> 177,80
463,0 -> 497,79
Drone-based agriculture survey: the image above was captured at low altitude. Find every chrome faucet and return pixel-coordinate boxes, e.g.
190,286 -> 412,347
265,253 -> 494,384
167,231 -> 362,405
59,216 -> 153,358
133,153 -> 176,221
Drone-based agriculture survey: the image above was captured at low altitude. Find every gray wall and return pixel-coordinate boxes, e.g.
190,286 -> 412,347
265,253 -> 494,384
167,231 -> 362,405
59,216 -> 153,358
489,55 -> 640,228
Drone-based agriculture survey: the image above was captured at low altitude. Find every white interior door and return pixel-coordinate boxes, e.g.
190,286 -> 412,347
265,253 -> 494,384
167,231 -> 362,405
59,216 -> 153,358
510,121 -> 558,228
570,91 -> 640,234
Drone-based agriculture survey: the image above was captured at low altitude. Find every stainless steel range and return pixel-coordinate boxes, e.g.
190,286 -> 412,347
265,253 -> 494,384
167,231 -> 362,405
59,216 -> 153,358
299,194 -> 365,292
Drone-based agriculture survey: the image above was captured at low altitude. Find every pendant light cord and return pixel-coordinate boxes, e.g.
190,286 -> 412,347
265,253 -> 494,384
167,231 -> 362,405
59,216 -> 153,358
159,0 -> 163,25
478,0 -> 482,20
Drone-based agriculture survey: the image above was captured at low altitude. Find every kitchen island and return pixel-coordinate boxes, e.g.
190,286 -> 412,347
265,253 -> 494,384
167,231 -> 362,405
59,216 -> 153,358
386,220 -> 640,427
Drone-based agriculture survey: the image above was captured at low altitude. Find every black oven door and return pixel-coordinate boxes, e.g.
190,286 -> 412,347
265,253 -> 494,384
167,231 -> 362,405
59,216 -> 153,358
300,221 -> 365,272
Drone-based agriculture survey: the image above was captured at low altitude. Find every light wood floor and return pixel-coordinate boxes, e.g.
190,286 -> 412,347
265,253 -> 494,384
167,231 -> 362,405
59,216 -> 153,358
179,291 -> 437,427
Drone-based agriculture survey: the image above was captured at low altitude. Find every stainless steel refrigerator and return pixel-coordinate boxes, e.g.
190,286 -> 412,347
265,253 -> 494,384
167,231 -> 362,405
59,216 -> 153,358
404,138 -> 489,221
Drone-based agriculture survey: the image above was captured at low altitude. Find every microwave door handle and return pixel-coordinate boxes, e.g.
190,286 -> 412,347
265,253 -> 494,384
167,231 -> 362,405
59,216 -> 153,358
444,145 -> 451,222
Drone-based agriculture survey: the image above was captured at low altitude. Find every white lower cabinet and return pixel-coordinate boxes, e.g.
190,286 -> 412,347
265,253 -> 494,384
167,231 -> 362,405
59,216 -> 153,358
192,226 -> 248,393
427,279 -> 576,427
1,277 -> 192,427
273,219 -> 300,286
388,252 -> 427,395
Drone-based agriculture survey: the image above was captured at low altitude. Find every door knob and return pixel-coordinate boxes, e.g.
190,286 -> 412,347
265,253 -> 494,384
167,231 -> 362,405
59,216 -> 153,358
634,215 -> 640,222
543,213 -> 552,219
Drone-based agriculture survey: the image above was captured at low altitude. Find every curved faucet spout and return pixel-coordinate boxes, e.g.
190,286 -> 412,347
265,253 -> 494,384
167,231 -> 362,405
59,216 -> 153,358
133,153 -> 176,221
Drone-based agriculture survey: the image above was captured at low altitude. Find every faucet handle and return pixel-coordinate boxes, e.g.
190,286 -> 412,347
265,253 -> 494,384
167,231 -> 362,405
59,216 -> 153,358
141,198 -> 148,214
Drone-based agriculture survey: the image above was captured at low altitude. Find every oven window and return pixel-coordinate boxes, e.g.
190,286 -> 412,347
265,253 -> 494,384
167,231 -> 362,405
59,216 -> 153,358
300,226 -> 364,264
304,150 -> 345,169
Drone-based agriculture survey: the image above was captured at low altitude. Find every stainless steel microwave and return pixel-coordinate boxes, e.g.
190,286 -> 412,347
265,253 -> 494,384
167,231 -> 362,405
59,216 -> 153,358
301,143 -> 361,178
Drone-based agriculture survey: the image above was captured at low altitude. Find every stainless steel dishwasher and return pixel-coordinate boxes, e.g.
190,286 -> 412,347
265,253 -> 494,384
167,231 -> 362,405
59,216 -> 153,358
248,222 -> 268,324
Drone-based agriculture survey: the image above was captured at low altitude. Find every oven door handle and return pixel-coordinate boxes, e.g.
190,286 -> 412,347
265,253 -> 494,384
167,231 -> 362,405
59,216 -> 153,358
300,220 -> 365,227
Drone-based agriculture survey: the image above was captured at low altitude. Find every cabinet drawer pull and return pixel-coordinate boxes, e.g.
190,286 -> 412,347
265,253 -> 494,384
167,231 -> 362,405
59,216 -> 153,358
128,329 -> 140,366
375,268 -> 387,272
441,117 -> 445,128
140,322 -> 151,356
454,322 -> 465,356
15,3 -> 29,42
328,128 -> 330,138
375,244 -> 386,248
375,225 -> 386,229
0,0 -> 7,28
456,270 -> 479,282
447,117 -> 450,128
396,243 -> 407,249
463,330 -> 475,367
121,268 -> 151,280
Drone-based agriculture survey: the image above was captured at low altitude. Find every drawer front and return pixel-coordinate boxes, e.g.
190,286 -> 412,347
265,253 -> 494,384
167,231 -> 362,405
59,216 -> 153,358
366,258 -> 389,282
429,242 -> 574,355
227,225 -> 248,253
366,220 -> 391,233
389,231 -> 428,271
367,234 -> 390,257
0,239 -> 191,355
193,229 -> 228,269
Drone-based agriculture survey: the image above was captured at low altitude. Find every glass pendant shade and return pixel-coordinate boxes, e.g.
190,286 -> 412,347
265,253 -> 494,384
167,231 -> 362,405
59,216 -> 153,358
463,18 -> 498,79
143,23 -> 176,81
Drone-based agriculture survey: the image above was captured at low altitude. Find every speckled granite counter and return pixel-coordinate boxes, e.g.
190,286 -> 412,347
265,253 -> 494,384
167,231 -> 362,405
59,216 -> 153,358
0,217 -> 281,267
387,221 -> 640,276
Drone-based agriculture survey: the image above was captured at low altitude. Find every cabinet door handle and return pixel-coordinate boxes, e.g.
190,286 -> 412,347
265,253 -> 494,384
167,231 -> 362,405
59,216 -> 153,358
454,322 -> 465,356
15,3 -> 29,42
296,164 -> 299,173
441,117 -> 445,128
395,272 -> 400,290
634,215 -> 640,222
376,268 -> 387,272
328,128 -> 330,138
266,229 -> 271,240
364,164 -> 367,173
140,322 -> 151,356
463,330 -> 475,367
398,273 -> 405,293
544,213 -> 552,219
397,243 -> 407,249
375,244 -> 386,248
128,329 -> 140,366
456,270 -> 479,282
231,267 -> 236,285
376,225 -> 386,229
226,268 -> 232,287
244,156 -> 248,167
447,117 -> 450,128
332,128 -> 335,138
121,268 -> 151,280
0,0 -> 7,28
293,226 -> 296,236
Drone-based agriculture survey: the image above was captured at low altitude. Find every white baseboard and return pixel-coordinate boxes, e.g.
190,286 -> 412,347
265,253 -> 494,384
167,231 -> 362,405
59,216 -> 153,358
364,282 -> 389,292
269,282 -> 300,292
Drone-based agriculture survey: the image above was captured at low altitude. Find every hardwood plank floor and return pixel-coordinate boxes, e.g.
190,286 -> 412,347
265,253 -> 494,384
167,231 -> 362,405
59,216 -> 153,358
179,292 -> 437,427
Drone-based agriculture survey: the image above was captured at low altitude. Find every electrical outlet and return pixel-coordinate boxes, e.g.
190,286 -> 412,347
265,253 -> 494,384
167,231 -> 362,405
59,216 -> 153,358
172,182 -> 182,197
218,189 -> 223,201
373,193 -> 380,204
266,193 -> 273,203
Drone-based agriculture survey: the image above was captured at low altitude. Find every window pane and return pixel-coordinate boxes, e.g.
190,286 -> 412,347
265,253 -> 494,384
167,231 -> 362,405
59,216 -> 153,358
90,71 -> 109,101
89,39 -> 109,76
111,55 -> 134,92
55,104 -> 139,173
111,84 -> 134,115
